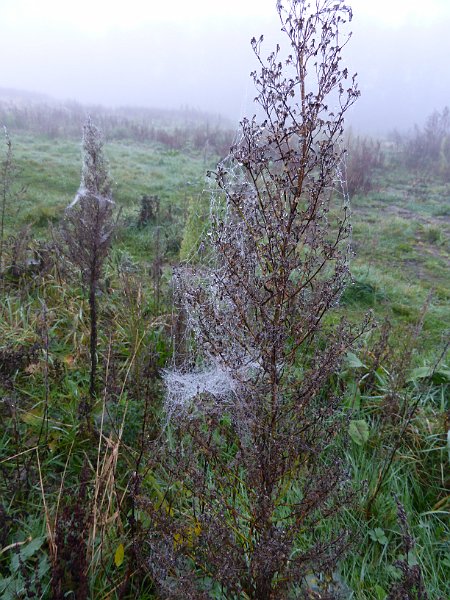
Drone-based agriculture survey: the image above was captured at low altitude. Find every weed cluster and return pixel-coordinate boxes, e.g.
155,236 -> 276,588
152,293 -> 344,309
392,107 -> 450,181
346,135 -> 384,197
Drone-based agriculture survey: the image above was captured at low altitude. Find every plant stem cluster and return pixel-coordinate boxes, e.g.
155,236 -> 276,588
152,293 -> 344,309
145,1 -> 367,598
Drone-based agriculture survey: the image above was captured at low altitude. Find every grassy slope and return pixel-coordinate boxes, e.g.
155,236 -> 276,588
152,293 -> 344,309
10,134 -> 449,349
345,169 -> 449,354
11,133 -> 212,229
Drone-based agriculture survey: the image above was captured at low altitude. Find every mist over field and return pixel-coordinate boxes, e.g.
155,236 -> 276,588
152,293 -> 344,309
1,0 -> 449,133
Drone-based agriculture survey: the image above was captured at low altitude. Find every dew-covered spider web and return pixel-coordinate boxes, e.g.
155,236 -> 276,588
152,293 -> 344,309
163,119 -> 352,423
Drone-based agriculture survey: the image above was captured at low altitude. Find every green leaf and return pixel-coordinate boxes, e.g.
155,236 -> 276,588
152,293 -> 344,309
407,366 -> 450,384
369,527 -> 388,545
374,584 -> 387,600
38,554 -> 50,578
0,576 -> 15,600
344,382 -> 361,410
345,352 -> 366,369
441,556 -> 450,569
114,543 -> 125,568
20,536 -> 45,560
386,564 -> 401,580
349,419 -> 370,446
10,553 -> 20,574
66,378 -> 80,398
0,576 -> 12,593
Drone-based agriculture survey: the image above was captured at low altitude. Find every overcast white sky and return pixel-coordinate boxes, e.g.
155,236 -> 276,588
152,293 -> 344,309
1,0 -> 449,133
3,0 -> 449,32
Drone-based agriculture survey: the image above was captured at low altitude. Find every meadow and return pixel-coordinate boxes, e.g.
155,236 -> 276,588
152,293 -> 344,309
0,86 -> 449,600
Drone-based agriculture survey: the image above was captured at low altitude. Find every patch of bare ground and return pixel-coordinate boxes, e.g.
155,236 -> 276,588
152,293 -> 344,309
383,203 -> 450,227
415,238 -> 449,260
402,258 -> 433,282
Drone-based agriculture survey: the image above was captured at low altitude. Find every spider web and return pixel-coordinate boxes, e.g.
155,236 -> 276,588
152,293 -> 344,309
163,124 -> 352,422
162,126 -> 250,421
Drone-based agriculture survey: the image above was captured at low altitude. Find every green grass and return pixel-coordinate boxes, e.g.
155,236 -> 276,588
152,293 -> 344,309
7,132 -> 449,352
346,173 -> 450,352
0,130 -> 449,598
6,134 -> 215,262
337,372 -> 450,598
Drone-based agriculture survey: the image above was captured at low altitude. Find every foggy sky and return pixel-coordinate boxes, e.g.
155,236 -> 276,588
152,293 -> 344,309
1,0 -> 449,135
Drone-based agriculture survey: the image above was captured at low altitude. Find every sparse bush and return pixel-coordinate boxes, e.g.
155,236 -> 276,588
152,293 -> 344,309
0,98 -> 235,155
0,128 -> 25,274
1,226 -> 33,283
345,134 -> 383,196
0,4 -> 449,599
0,127 -> 13,273
137,193 -> 160,227
51,463 -> 91,600
402,107 -> 450,181
387,499 -> 429,600
0,342 -> 40,382
0,229 -> 64,292
141,1 -> 367,597
422,225 -> 443,245
61,119 -> 115,412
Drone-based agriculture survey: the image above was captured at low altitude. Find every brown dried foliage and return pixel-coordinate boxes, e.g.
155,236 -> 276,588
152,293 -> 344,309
0,343 -> 40,382
60,119 -> 115,407
51,464 -> 91,600
139,1 -> 367,598
387,499 -> 429,600
345,135 -> 383,197
402,107 -> 450,181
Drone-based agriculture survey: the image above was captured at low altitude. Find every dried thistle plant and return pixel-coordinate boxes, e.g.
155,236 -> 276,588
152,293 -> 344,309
141,1 -> 368,598
0,127 -> 14,274
61,119 -> 115,410
1,127 -> 25,276
387,499 -> 429,600
51,463 -> 91,600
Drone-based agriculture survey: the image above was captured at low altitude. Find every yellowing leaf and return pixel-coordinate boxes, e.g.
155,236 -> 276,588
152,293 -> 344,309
173,521 -> 201,551
21,409 -> 43,427
193,521 -> 201,537
173,533 -> 183,550
63,354 -> 75,367
48,433 -> 60,452
114,543 -> 124,567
